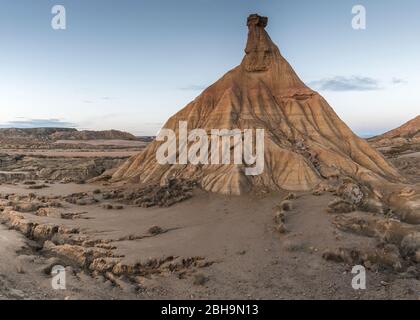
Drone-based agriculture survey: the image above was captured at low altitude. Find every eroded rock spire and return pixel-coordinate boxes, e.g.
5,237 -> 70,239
112,14 -> 416,225
243,14 -> 274,72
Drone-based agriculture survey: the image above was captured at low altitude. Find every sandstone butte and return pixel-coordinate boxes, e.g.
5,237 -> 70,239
112,14 -> 419,222
369,115 -> 420,148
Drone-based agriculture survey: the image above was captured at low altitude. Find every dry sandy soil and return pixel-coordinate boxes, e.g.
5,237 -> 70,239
0,137 -> 419,300
0,181 -> 419,300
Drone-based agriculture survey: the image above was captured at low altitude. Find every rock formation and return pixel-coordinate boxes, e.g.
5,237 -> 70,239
51,129 -> 137,141
112,14 -> 419,222
0,128 -> 137,147
369,115 -> 420,148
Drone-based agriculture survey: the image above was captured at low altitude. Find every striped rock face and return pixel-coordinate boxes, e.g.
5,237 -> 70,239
369,115 -> 420,148
112,14 -> 419,223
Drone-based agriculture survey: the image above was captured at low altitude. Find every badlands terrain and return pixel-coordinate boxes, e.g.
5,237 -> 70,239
0,15 -> 419,300
369,116 -> 420,184
0,129 -> 419,299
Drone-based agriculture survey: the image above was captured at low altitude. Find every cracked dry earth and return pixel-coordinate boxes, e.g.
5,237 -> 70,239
0,180 -> 419,300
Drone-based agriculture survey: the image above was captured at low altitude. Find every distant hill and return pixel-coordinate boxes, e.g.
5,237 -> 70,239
369,115 -> 420,148
0,128 -> 137,141
51,129 -> 137,141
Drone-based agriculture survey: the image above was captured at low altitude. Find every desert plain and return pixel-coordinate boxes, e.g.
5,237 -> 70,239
0,124 -> 419,300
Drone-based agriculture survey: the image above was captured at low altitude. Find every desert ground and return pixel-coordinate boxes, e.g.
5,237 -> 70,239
0,130 -> 419,300
0,15 -> 419,301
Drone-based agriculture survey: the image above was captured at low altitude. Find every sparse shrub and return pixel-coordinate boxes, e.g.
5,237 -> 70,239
148,226 -> 164,235
283,240 -> 308,252
102,203 -> 113,210
193,273 -> 208,286
274,211 -> 285,224
275,223 -> 287,234
312,190 -> 323,196
327,198 -> 355,214
284,193 -> 296,200
280,200 -> 293,212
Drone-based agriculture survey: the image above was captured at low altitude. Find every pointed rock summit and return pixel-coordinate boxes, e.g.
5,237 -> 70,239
241,14 -> 310,94
113,14 -> 418,219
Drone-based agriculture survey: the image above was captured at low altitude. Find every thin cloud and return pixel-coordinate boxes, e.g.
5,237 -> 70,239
179,84 -> 206,91
391,77 -> 407,85
0,118 -> 77,128
308,76 -> 382,92
83,97 -> 116,103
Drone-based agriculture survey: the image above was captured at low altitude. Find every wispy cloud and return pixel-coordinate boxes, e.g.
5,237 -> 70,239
308,76 -> 382,92
83,97 -> 116,103
391,77 -> 407,85
179,84 -> 207,91
0,118 -> 77,128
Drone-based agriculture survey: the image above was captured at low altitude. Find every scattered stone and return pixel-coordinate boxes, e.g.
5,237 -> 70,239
16,264 -> 25,274
322,246 -> 404,272
105,178 -> 196,208
27,184 -> 49,190
400,232 -> 420,255
284,193 -> 296,200
148,226 -> 164,236
193,273 -> 208,286
359,198 -> 389,215
42,257 -> 66,275
22,181 -> 36,185
336,181 -> 364,205
274,211 -> 285,224
14,202 -> 43,213
275,223 -> 287,234
280,200 -> 293,212
327,198 -> 355,214
283,240 -> 307,252
312,190 -> 324,196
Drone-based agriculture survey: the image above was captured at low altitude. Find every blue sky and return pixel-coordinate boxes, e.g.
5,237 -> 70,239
0,0 -> 419,136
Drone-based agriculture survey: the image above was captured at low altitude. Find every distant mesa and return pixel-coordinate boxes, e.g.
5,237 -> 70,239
0,128 -> 147,149
0,128 -> 137,141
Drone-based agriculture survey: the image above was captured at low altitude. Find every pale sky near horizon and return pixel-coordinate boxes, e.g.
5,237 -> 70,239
0,0 -> 419,136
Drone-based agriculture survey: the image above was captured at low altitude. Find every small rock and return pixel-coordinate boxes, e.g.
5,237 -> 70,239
280,200 -> 293,212
193,274 -> 208,286
148,226 -> 164,235
102,203 -> 113,210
